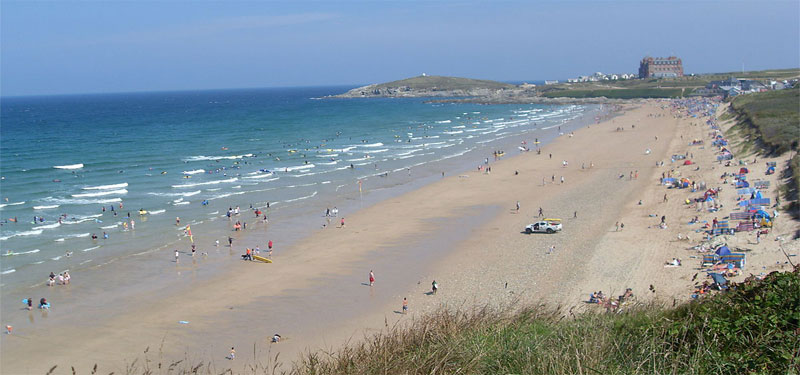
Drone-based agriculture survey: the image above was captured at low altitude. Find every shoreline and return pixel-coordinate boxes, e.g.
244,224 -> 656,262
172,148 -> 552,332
3,99 -> 795,373
0,104 -> 606,372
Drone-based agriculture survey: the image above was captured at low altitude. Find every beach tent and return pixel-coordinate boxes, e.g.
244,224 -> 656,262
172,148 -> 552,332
755,210 -> 771,220
736,180 -> 750,188
683,160 -> 693,165
755,191 -> 763,199
739,167 -> 749,174
715,246 -> 731,256
766,166 -> 775,175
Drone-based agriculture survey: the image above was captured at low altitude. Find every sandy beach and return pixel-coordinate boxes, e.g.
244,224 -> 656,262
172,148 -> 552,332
2,100 -> 797,374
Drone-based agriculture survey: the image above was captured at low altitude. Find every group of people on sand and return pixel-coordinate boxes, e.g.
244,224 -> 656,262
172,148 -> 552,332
47,271 -> 70,286
588,288 -> 633,310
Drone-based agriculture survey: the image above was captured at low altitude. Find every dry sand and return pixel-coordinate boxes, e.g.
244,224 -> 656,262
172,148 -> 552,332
2,101 -> 797,374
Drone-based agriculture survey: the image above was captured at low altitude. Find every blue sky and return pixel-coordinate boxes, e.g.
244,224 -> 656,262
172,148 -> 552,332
2,1 -> 798,96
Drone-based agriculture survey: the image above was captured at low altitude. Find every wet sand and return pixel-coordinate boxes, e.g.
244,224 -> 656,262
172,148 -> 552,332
2,101 -> 797,374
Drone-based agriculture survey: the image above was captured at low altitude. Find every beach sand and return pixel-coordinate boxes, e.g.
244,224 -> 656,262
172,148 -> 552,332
2,101 -> 797,373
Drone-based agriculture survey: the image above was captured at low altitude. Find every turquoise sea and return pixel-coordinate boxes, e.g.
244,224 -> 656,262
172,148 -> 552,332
0,87 -> 595,293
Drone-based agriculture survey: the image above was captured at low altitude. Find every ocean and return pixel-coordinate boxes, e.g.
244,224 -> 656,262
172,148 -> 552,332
0,87 -> 596,294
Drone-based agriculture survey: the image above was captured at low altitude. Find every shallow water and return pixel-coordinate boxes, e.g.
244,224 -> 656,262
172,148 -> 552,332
0,87 -> 595,296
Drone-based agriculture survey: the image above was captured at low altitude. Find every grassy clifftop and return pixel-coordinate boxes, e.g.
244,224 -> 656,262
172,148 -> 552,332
335,75 -> 515,98
730,86 -> 800,155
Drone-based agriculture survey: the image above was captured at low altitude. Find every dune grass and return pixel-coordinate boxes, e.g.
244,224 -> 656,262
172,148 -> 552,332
292,269 -> 799,375
729,87 -> 800,155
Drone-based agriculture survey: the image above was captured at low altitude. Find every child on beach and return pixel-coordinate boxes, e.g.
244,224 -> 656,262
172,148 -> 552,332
228,347 -> 235,360
369,270 -> 375,286
402,298 -> 408,314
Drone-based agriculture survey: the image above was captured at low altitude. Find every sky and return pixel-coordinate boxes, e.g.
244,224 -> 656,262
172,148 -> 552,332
2,1 -> 799,96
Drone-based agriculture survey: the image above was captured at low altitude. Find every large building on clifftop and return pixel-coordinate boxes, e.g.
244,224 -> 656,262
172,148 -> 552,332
639,56 -> 684,78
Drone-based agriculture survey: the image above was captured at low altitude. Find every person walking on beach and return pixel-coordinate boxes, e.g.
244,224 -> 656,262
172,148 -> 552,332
560,176 -> 565,184
175,249 -> 179,263
574,211 -> 578,219
515,201 -> 520,212
538,207 -> 544,217
547,245 -> 555,255
615,222 -> 620,232
340,217 -> 345,228
663,194 -> 668,203
402,297 -> 408,314
432,280 -> 438,294
369,270 -> 375,286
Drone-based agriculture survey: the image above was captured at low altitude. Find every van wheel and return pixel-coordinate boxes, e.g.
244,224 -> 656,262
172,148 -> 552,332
546,228 -> 554,234
526,228 -> 532,234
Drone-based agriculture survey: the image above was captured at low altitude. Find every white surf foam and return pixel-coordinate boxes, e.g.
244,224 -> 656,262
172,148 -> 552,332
33,204 -> 60,210
172,177 -> 238,188
82,182 -> 128,190
53,164 -> 83,170
182,169 -> 205,175
183,154 -> 253,162
283,191 -> 318,203
0,229 -> 43,241
72,189 -> 128,198
0,201 -> 25,209
149,209 -> 166,215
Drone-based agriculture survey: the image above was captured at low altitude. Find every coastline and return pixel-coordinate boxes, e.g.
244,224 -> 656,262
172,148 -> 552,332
0,103 -> 605,372
3,99 -> 796,374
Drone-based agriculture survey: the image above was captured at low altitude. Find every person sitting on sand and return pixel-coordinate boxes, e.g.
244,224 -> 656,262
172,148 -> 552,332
39,298 -> 48,309
619,288 -> 633,303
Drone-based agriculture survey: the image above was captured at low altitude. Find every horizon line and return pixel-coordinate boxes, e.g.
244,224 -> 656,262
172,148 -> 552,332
2,67 -> 797,99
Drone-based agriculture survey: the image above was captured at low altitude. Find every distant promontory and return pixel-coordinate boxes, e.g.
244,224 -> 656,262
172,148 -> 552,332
333,75 -> 517,98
